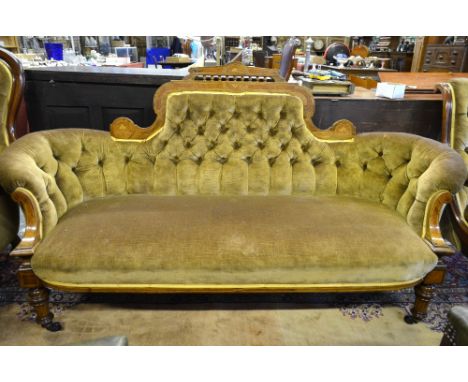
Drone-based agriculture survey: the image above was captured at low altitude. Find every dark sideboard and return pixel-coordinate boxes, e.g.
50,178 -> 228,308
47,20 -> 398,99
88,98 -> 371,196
24,67 -> 443,140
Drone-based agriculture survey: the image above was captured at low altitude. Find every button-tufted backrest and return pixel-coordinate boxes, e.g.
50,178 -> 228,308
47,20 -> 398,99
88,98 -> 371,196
1,91 -> 465,237
449,78 -> 468,208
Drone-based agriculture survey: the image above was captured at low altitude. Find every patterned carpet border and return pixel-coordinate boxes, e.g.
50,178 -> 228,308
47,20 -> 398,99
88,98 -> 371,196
2,252 -> 468,332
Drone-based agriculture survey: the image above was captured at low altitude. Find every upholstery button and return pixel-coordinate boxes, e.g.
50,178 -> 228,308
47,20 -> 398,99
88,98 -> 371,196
268,157 -> 276,166
269,128 -> 278,137
194,156 -> 203,165
280,142 -> 288,150
148,156 -> 156,164
244,156 -> 253,164
311,158 -> 322,166
174,125 -> 181,134
186,110 -> 191,118
378,151 -> 384,157
335,160 -> 341,167
257,141 -> 265,149
124,156 -> 130,164
290,157 -> 298,165
301,143 -> 310,151
71,166 -> 77,172
220,125 -> 228,134
209,110 -> 216,117
184,141 -> 192,148
171,156 -> 179,165
218,156 -> 227,164
280,110 -> 287,118
207,141 -> 215,150
233,141 -> 241,150
362,162 -> 368,170
233,111 -> 240,118
197,127 -> 204,135
98,159 -> 104,166
161,140 -> 168,148
246,126 -> 254,133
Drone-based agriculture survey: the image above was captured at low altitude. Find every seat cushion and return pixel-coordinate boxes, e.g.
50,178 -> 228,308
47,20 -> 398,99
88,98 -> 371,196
32,195 -> 438,286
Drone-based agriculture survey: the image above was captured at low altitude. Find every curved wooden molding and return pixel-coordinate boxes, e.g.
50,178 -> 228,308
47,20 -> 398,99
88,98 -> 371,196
423,190 -> 456,256
185,61 -> 284,82
0,48 -> 25,143
10,187 -> 43,257
448,194 -> 468,252
41,278 -> 421,294
110,80 -> 356,142
436,82 -> 454,145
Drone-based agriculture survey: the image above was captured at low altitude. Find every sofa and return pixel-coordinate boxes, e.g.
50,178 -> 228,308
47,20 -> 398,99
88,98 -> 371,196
438,79 -> 468,253
0,72 -> 466,332
0,48 -> 22,253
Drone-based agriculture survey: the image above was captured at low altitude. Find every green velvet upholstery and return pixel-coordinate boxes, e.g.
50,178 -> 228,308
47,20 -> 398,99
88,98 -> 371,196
32,194 -> 437,285
0,91 -> 466,287
0,57 -> 19,251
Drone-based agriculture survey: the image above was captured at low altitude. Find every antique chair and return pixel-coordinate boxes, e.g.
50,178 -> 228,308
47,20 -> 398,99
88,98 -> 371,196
438,79 -> 468,253
279,37 -> 301,81
0,48 -> 23,252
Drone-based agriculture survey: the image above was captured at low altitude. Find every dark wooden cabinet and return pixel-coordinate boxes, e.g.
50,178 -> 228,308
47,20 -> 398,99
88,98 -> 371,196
23,67 -> 443,141
24,67 -> 186,132
422,45 -> 468,72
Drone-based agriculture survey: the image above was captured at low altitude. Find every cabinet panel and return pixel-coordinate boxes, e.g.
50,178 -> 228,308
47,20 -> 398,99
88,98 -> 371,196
46,106 -> 91,129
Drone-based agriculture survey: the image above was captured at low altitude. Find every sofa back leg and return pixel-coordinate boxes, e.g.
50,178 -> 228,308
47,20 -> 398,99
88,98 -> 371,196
404,264 -> 446,324
17,260 -> 62,332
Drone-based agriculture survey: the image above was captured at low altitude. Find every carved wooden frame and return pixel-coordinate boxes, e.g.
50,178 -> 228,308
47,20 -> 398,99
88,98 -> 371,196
184,61 -> 285,82
0,47 -> 25,143
110,79 -> 356,142
436,82 -> 468,252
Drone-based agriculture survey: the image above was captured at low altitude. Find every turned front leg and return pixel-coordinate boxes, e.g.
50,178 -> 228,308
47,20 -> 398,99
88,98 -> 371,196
18,261 -> 62,332
405,264 -> 445,324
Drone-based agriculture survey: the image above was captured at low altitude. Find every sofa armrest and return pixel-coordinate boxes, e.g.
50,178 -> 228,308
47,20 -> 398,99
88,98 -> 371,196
332,133 -> 467,244
0,138 -> 67,241
10,187 -> 43,257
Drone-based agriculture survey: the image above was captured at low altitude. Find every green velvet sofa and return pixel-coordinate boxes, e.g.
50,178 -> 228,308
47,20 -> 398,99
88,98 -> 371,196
0,75 -> 466,332
438,78 -> 468,253
0,48 -> 22,253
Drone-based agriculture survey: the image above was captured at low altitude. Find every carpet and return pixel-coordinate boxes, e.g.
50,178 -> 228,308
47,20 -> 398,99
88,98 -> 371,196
1,249 -> 468,343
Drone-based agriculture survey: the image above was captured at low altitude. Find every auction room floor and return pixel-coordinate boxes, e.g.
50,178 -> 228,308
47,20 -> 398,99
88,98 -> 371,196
0,302 -> 442,345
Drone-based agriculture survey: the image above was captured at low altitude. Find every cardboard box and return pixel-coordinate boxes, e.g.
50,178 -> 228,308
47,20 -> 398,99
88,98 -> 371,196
376,82 -> 406,99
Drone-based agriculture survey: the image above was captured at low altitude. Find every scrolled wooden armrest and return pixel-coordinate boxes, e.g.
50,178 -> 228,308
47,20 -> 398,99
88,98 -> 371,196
315,119 -> 356,142
10,187 -> 42,257
423,190 -> 456,256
